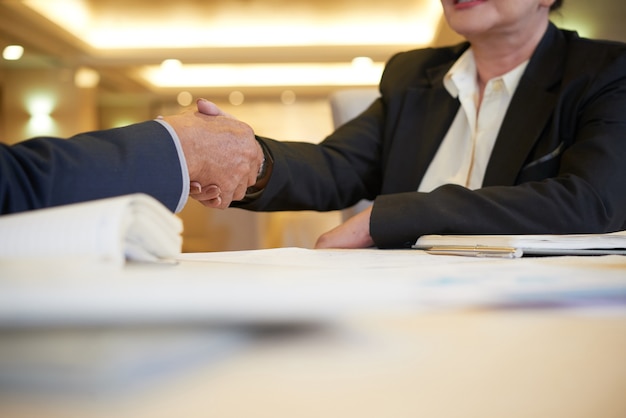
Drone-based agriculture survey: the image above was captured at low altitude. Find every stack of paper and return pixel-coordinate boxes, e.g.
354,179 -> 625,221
0,194 -> 183,265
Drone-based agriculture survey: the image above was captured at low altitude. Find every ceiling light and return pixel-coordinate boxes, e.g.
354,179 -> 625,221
141,62 -> 385,89
23,0 -> 442,50
351,56 -> 374,69
84,23 -> 437,49
3,45 -> 24,61
161,59 -> 182,72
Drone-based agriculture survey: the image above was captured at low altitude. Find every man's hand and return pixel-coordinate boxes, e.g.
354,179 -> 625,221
162,102 -> 264,209
315,205 -> 375,249
195,98 -> 234,118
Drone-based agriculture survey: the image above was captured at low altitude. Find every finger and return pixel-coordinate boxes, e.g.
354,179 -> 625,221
197,195 -> 222,209
203,184 -> 221,199
189,184 -> 222,200
190,181 -> 202,194
208,195 -> 223,208
217,187 -> 240,209
196,98 -> 234,119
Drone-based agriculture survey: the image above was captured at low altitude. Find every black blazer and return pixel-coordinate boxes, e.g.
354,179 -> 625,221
0,121 -> 184,214
239,23 -> 626,248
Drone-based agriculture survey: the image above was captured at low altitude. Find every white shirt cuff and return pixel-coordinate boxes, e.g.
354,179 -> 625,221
154,118 -> 189,213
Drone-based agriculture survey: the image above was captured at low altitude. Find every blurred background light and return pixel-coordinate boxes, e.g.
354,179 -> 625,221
74,67 -> 100,88
3,45 -> 24,61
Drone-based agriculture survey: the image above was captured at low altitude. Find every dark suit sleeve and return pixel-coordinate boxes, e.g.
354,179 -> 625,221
0,121 -> 184,214
239,99 -> 385,212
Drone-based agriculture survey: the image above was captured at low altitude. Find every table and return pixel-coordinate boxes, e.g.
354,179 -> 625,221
1,249 -> 625,418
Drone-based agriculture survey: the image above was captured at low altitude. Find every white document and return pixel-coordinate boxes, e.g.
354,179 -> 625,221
0,193 -> 183,265
1,248 -> 625,328
413,230 -> 626,256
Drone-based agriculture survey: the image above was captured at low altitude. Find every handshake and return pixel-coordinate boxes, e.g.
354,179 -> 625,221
162,99 -> 267,209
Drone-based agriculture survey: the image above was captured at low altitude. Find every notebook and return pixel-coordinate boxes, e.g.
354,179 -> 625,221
413,230 -> 626,257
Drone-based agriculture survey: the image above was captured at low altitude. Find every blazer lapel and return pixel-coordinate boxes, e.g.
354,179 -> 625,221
384,62 -> 460,193
483,23 -> 566,186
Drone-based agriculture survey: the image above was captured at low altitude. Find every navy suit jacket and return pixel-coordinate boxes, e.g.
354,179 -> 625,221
0,121 -> 183,214
238,23 -> 626,248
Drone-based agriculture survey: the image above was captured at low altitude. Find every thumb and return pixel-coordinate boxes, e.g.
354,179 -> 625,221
196,98 -> 234,119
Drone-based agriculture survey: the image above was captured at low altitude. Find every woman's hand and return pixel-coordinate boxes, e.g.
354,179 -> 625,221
315,205 -> 375,249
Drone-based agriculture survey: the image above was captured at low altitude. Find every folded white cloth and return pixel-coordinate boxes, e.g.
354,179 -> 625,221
0,194 -> 183,265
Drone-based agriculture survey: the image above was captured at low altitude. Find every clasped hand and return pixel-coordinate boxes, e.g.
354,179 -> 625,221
163,99 -> 264,209
165,98 -> 375,249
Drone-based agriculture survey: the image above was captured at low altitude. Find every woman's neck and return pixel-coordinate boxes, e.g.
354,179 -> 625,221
469,19 -> 549,104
